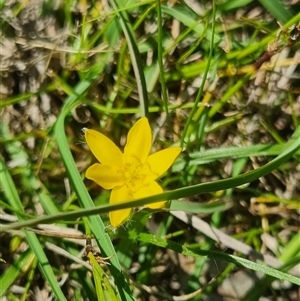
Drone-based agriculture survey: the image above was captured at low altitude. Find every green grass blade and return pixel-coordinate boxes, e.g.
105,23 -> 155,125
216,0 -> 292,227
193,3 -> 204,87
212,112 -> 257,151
161,3 -> 221,44
259,0 -> 293,23
0,157 -> 68,301
136,233 -> 300,285
173,143 -> 300,171
109,0 -> 149,117
156,0 -> 169,120
88,252 -> 120,301
180,0 -> 217,145
208,73 -> 252,118
0,249 -> 35,297
244,232 -> 300,300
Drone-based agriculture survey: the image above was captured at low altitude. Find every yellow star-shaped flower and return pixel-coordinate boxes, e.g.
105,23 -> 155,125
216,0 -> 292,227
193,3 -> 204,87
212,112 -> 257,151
84,117 -> 182,227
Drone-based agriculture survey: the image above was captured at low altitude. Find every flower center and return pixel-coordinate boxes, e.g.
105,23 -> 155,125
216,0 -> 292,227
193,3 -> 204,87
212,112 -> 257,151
122,154 -> 146,193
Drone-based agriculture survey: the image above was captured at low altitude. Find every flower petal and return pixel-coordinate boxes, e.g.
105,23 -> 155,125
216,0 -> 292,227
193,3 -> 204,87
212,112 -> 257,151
109,185 -> 134,227
124,117 -> 152,165
86,164 -> 124,189
146,147 -> 182,179
133,181 -> 166,209
84,129 -> 123,167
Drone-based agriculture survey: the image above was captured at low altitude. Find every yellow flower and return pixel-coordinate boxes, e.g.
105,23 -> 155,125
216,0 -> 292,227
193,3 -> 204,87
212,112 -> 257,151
84,117 -> 182,228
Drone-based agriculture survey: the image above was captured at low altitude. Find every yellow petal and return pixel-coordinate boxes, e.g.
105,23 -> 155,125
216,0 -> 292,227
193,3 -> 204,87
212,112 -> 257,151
133,181 -> 166,209
124,117 -> 152,166
84,129 -> 123,167
109,185 -> 133,227
86,164 -> 124,189
146,147 -> 182,179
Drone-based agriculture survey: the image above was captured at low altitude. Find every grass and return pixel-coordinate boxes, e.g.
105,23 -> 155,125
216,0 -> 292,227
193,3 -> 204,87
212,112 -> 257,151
1,0 -> 300,300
